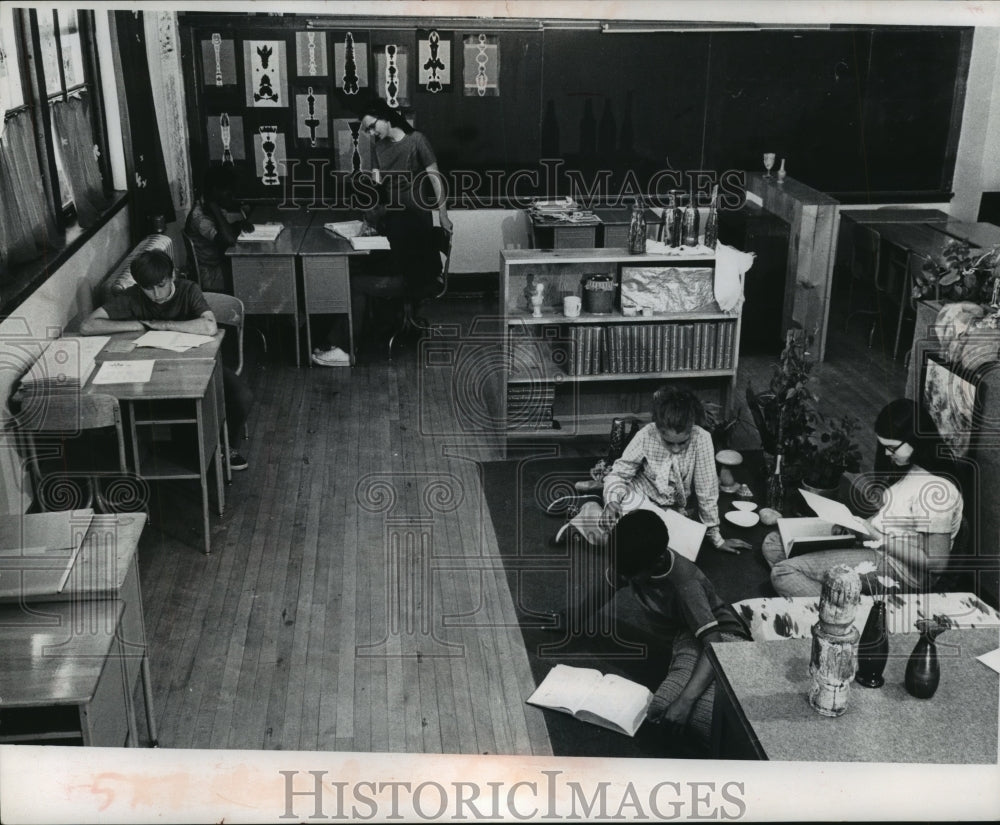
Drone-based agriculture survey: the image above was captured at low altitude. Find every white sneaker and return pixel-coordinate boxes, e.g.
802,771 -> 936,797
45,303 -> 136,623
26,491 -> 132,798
311,346 -> 351,366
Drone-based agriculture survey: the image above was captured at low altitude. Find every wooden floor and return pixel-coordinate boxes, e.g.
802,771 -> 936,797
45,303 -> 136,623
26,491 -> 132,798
135,289 -> 906,751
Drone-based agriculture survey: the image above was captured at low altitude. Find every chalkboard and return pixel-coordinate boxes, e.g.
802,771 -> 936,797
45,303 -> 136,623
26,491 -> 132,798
179,15 -> 971,206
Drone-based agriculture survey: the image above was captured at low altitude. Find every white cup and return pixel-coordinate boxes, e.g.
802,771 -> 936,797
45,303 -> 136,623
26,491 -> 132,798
563,296 -> 581,318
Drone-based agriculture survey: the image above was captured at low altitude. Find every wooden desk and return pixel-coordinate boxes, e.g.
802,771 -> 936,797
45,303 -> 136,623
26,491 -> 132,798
930,219 -> 1000,249
0,599 -> 137,746
298,212 -> 369,365
840,208 -> 950,224
0,512 -> 156,745
226,209 -> 312,366
84,356 -> 224,555
708,627 -> 999,762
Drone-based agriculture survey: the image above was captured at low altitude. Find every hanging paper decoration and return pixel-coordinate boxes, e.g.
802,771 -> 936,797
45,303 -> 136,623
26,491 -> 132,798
295,31 -> 328,77
334,32 -> 368,95
254,125 -> 286,185
463,34 -> 500,97
244,40 -> 288,107
207,113 -> 245,163
333,118 -> 373,173
417,30 -> 451,94
201,33 -> 236,87
374,43 -> 409,108
296,88 -> 328,148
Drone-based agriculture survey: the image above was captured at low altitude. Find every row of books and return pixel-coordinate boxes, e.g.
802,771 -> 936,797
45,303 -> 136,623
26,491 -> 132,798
565,321 -> 737,376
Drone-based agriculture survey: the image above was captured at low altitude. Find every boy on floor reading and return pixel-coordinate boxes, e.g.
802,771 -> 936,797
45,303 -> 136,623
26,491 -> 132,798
577,510 -> 752,746
79,249 -> 254,470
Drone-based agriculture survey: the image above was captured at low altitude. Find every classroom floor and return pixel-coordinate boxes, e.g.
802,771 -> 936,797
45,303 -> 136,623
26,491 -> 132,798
134,286 -> 906,751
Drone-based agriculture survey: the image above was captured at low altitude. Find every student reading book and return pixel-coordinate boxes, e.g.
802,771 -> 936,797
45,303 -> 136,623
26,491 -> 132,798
527,665 -> 652,737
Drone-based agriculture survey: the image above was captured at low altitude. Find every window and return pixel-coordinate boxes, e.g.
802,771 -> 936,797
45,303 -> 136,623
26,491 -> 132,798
0,8 -> 113,314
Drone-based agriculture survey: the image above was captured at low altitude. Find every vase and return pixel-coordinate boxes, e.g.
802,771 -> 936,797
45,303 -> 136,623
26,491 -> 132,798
905,626 -> 943,699
855,600 -> 889,688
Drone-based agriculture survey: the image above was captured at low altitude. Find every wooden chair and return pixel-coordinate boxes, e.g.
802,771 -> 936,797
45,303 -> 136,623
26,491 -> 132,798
203,291 -> 249,448
387,226 -> 453,360
843,224 -> 883,347
14,391 -> 136,513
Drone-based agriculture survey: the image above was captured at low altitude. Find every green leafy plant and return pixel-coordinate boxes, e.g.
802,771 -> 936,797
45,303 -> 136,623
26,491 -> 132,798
913,239 -> 1000,303
804,414 -> 863,490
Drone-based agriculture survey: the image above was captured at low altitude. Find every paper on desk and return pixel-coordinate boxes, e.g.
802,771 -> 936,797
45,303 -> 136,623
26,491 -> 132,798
799,488 -> 872,536
324,220 -> 366,239
133,330 -> 215,352
92,359 -> 155,384
237,223 -> 284,242
976,647 -> 1000,674
350,235 -> 391,251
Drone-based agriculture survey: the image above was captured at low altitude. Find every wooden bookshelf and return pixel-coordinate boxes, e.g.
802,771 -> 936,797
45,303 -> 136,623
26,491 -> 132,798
495,247 -> 742,445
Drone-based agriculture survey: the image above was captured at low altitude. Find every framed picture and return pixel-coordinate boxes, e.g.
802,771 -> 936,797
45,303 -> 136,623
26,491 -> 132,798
920,352 -> 987,459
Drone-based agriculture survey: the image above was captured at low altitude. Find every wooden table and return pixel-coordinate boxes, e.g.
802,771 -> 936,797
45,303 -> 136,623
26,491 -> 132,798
930,219 -> 1000,249
0,512 -> 156,745
226,208 -> 312,366
297,212 -> 369,365
840,208 -> 949,224
0,599 -> 137,746
707,626 -> 999,762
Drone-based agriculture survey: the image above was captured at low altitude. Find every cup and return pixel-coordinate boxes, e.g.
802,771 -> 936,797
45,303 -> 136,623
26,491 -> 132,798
563,296 -> 581,318
641,307 -> 654,317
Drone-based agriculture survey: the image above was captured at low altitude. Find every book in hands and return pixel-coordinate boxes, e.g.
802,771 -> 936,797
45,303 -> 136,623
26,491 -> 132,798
798,488 -> 872,536
775,517 -> 858,558
526,664 -> 652,737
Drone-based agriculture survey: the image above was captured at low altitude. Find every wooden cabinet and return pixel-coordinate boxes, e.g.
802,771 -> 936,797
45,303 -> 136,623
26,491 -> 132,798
495,247 -> 741,445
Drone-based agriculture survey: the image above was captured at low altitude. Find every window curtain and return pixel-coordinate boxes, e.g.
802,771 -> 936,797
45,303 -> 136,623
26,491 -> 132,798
0,111 -> 58,279
50,93 -> 110,229
114,11 -> 176,237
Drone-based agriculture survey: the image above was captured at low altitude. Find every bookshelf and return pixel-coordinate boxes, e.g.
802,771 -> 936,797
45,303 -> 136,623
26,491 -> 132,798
496,247 -> 742,442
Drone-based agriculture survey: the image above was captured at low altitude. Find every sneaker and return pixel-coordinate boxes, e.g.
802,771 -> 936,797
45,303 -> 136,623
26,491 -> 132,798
228,450 -> 249,471
311,346 -> 351,367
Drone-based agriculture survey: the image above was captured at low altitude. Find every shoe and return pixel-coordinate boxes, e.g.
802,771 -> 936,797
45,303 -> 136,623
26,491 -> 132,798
229,449 -> 249,471
311,346 -> 351,367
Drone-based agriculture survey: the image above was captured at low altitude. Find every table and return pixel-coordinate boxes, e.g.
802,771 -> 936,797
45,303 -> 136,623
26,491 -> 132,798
840,208 -> 949,224
298,211 -> 369,365
0,512 -> 156,745
930,219 -> 1000,249
0,599 -> 137,746
226,208 -> 312,367
707,626 -> 999,762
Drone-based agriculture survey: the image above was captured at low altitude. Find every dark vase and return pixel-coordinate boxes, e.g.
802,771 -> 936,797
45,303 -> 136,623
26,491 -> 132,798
905,627 -> 943,699
855,600 -> 889,688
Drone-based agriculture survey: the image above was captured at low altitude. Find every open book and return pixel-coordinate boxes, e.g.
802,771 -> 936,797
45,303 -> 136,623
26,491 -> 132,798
526,664 -> 652,737
776,517 -> 857,558
237,223 -> 284,242
626,497 -> 706,562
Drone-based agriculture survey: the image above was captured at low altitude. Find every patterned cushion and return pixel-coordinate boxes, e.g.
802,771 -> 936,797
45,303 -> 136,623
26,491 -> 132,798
101,234 -> 174,300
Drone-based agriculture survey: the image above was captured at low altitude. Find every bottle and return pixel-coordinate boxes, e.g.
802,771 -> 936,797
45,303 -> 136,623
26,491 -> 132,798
905,620 -> 945,699
703,194 -> 719,250
682,201 -> 699,247
855,599 -> 889,688
667,190 -> 684,248
627,200 -> 646,255
766,453 -> 785,512
777,158 -> 787,183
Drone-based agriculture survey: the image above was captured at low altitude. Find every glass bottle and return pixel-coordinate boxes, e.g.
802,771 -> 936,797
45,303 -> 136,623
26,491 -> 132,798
703,195 -> 719,250
627,200 -> 646,255
667,190 -> 684,248
855,599 -> 889,688
682,201 -> 699,247
766,452 -> 785,512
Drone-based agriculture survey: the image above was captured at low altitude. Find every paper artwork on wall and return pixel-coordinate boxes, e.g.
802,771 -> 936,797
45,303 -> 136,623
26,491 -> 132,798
207,113 -> 245,163
375,44 -> 409,108
463,34 -> 500,97
417,30 -> 451,93
295,31 -> 328,77
296,88 -> 328,148
333,118 -> 373,173
254,126 -> 287,185
334,32 -> 368,95
244,40 -> 288,107
202,34 -> 236,87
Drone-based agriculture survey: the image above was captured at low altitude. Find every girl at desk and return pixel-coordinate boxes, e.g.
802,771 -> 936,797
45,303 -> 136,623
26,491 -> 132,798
769,399 -> 964,597
185,165 -> 254,293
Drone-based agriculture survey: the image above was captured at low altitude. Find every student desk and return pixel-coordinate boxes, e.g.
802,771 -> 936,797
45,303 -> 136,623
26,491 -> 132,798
707,626 -> 999,762
225,209 -> 312,366
0,599 -> 137,746
298,211 -> 370,365
85,339 -> 226,554
0,512 -> 156,745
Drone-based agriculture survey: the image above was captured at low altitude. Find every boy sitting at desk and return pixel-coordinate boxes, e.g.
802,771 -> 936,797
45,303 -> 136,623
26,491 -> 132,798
79,250 -> 253,470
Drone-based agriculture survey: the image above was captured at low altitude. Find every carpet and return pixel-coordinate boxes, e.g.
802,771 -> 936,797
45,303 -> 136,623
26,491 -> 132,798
480,452 -> 775,758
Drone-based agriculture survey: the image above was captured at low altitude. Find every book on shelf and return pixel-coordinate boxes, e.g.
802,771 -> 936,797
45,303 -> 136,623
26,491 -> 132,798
590,326 -> 602,375
526,664 -> 653,737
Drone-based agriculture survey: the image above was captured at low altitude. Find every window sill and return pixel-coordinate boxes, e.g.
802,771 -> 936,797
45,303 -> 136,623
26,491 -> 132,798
0,191 -> 128,320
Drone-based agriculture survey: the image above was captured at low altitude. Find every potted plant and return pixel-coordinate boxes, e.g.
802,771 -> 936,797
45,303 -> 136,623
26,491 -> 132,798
802,413 -> 863,496
912,239 -> 1000,304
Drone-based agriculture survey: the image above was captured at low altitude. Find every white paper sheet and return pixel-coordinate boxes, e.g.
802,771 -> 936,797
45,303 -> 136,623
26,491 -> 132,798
237,223 -> 284,242
976,647 -> 1000,674
799,488 -> 872,536
133,331 -> 215,352
91,359 -> 155,384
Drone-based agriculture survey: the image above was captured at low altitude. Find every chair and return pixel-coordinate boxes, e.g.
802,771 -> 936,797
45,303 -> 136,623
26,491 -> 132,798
386,226 -> 452,360
878,246 -> 918,361
182,231 -> 203,289
13,391 -> 134,513
843,224 -> 883,347
203,292 -> 249,447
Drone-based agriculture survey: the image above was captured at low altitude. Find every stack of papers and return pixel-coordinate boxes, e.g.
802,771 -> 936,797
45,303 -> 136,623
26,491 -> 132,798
91,359 -> 155,385
20,336 -> 109,391
237,223 -> 284,242
349,235 -> 391,250
324,221 -> 391,249
133,331 -> 215,352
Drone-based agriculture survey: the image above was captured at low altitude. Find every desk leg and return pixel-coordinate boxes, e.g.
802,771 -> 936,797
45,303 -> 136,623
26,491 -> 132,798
195,398 -> 212,555
141,655 -> 159,746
